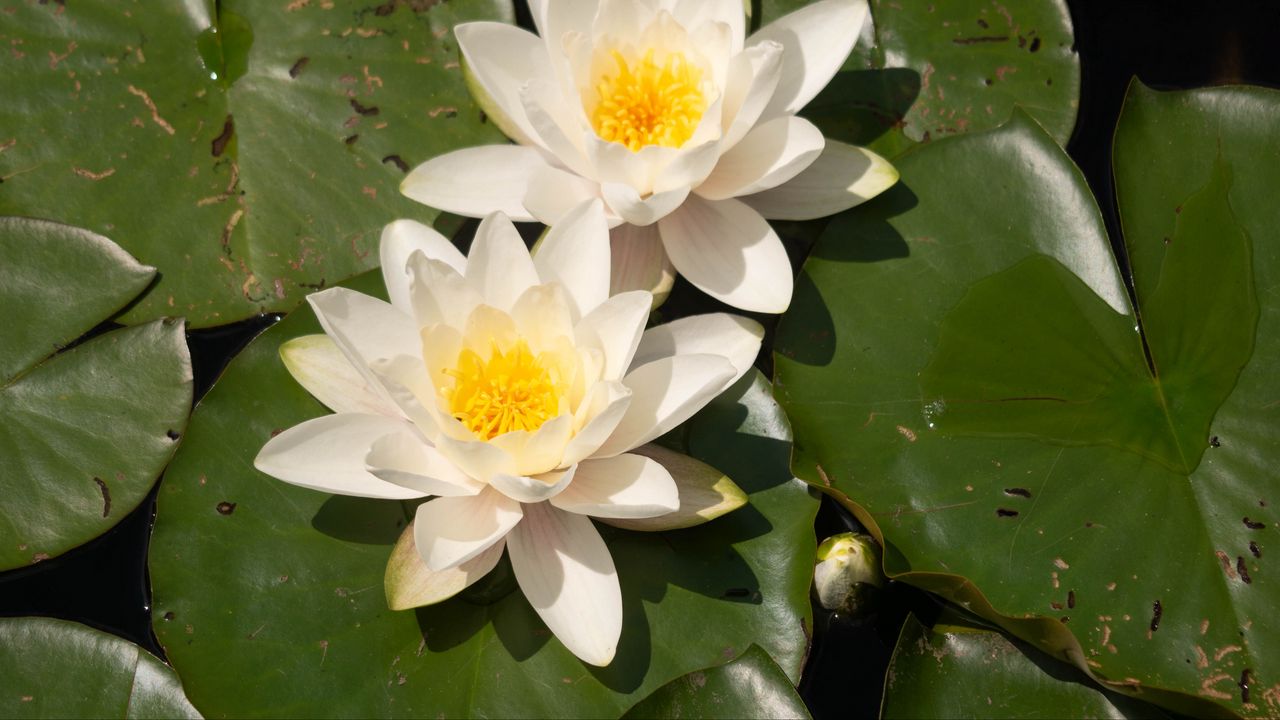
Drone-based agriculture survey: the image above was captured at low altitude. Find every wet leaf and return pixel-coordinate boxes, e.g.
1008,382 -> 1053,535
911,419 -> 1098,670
0,218 -> 191,571
148,270 -> 817,717
0,0 -> 510,328
761,0 -> 1080,156
622,645 -> 810,720
0,617 -> 200,719
882,615 -> 1167,719
775,83 -> 1280,716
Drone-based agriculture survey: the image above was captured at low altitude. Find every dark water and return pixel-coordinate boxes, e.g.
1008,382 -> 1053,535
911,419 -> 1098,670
2,0 -> 1278,716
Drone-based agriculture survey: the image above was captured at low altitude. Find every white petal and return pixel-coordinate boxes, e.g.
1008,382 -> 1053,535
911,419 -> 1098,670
658,196 -> 793,313
747,0 -> 869,116
600,443 -> 748,531
386,523 -> 504,610
489,413 -> 574,476
365,431 -> 484,497
601,184 -> 690,227
609,224 -> 675,303
650,139 -> 724,195
406,252 -> 484,329
380,219 -> 465,315
279,335 -> 401,417
510,283 -> 577,351
520,80 -> 594,178
368,355 -> 442,441
455,22 -> 556,146
490,465 -> 577,504
432,431 -> 519,484
507,502 -> 621,667
254,414 -> 426,500
630,313 -> 763,391
595,353 -> 736,457
669,0 -> 745,52
532,199 -> 611,317
696,115 -> 824,200
551,453 -> 678,518
741,140 -> 898,220
401,146 -> 545,220
574,291 -> 652,382
467,212 -> 541,312
532,0 -> 597,41
307,288 -> 422,406
560,381 -> 632,466
524,164 -> 610,227
414,488 -> 523,571
719,41 -> 783,150
592,0 -> 661,41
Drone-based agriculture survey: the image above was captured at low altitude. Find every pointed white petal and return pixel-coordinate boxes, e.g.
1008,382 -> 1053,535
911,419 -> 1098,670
650,139 -> 724,195
608,224 -> 675,303
307,288 -> 422,407
532,199 -> 611,317
510,283 -> 577,351
596,353 -> 736,457
601,184 -> 690,227
401,146 -> 545,220
490,464 -> 577,504
524,165 -> 608,227
508,503 -> 621,666
551,453 -> 678,518
455,22 -> 556,147
467,212 -> 541,311
386,523 -> 504,610
279,335 -> 401,417
414,488 -> 523,571
380,219 -> 465,314
432,431 -> 519,484
489,413 -> 574,476
368,355 -> 443,442
670,0 -> 745,52
365,431 -> 484,497
630,313 -> 763,390
600,444 -> 748,531
658,196 -> 793,313
406,252 -> 484,329
520,80 -> 594,177
741,140 -> 898,220
719,41 -> 783,149
574,291 -> 651,381
696,115 -> 824,200
747,0 -> 869,116
254,414 -> 426,500
560,381 -> 633,466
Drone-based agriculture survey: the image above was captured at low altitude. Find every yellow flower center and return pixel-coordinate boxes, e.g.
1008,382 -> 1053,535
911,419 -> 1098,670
445,340 -> 563,441
590,49 -> 707,152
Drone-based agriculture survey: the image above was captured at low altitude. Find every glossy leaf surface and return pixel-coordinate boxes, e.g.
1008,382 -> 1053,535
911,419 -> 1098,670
761,0 -> 1080,156
149,270 -> 817,718
0,0 -> 510,327
623,645 -> 809,720
0,617 -> 200,719
775,85 -> 1280,716
0,219 -> 191,571
881,615 -> 1165,719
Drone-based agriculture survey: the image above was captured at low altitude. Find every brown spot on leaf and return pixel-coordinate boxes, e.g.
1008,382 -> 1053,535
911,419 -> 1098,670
216,501 -> 236,515
211,115 -> 235,157
289,56 -> 310,78
350,98 -> 380,116
93,477 -> 111,517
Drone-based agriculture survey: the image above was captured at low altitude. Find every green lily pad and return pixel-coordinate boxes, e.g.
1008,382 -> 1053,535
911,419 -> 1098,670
882,614 -> 1167,719
622,645 -> 810,720
761,0 -> 1079,156
148,269 -> 817,718
775,83 -> 1280,716
0,218 -> 191,571
0,0 -> 510,328
0,617 -> 200,719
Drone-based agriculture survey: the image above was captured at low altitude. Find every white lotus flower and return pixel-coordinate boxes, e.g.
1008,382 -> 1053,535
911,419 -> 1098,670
402,0 -> 898,313
254,200 -> 758,666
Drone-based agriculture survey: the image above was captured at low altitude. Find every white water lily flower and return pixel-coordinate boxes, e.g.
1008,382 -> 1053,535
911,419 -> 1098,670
401,0 -> 898,313
254,200 -> 759,666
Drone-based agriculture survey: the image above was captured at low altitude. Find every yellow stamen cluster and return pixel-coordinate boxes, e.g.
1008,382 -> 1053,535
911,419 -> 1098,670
445,340 -> 563,441
591,49 -> 706,152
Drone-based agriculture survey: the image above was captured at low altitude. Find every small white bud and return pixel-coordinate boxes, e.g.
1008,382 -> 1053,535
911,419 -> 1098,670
813,532 -> 883,613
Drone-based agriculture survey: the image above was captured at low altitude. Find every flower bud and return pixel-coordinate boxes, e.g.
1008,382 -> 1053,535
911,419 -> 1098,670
813,532 -> 883,614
